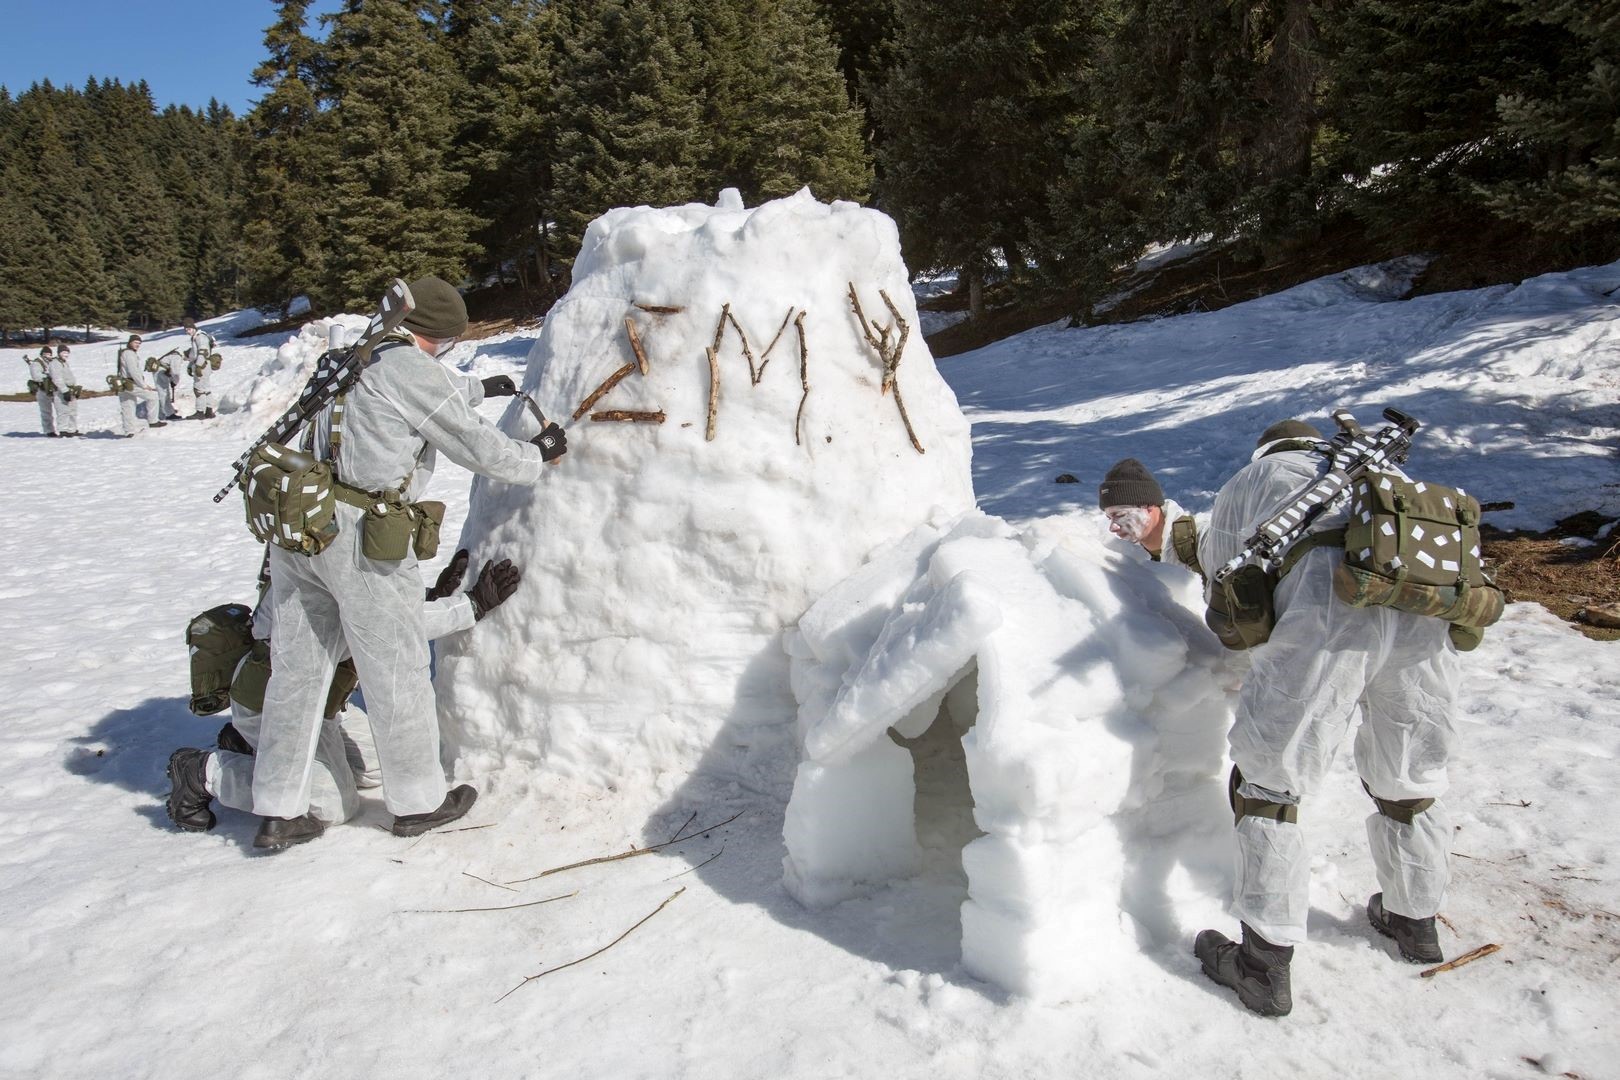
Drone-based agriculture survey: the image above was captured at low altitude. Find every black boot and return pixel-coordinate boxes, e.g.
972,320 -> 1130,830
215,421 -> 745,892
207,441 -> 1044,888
1368,893 -> 1443,964
1195,923 -> 1294,1017
165,748 -> 216,832
254,814 -> 325,851
204,408 -> 216,419
216,722 -> 255,756
392,784 -> 478,837
149,421 -> 168,428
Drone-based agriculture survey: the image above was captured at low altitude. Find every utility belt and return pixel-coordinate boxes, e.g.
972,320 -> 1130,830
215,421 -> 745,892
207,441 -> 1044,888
108,374 -> 137,392
27,378 -> 43,394
332,480 -> 444,563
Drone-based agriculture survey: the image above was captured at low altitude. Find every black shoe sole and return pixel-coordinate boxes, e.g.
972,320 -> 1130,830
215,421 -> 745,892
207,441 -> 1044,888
1367,895 -> 1443,964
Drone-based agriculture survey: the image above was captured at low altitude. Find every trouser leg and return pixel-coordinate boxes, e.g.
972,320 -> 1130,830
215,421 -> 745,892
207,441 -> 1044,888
118,392 -> 137,434
59,398 -> 79,433
327,528 -> 444,816
212,703 -> 358,824
251,546 -> 345,818
1357,614 -> 1459,919
37,392 -> 55,434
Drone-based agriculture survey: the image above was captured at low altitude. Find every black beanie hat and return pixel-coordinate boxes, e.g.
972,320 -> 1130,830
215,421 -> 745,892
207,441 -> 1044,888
1255,418 -> 1322,447
403,276 -> 468,341
1099,458 -> 1164,509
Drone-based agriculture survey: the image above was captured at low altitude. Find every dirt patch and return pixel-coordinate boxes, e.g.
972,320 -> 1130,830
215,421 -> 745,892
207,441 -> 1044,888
1483,512 -> 1620,642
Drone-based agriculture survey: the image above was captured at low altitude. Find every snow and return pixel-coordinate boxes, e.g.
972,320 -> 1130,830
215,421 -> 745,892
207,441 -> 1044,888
2,242 -> 1618,1078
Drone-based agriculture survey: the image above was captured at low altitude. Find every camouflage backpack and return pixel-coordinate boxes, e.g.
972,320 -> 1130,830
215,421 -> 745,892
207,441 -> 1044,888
187,603 -> 256,715
243,442 -> 339,556
1333,471 -> 1505,649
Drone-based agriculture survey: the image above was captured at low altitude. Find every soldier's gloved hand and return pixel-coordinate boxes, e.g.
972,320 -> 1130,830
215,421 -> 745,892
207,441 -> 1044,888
426,548 -> 470,601
469,559 -> 522,621
481,375 -> 518,398
531,422 -> 568,463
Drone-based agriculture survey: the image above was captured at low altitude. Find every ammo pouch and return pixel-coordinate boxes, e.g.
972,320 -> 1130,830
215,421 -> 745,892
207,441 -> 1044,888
187,602 -> 257,715
107,375 -> 136,392
27,379 -> 41,393
335,483 -> 444,562
209,353 -> 223,370
243,442 -> 339,556
145,357 -> 162,373
1205,564 -> 1277,650
1334,471 -> 1505,651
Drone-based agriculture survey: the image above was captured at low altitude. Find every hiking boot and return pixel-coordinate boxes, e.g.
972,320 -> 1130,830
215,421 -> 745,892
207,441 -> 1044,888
1368,893 -> 1443,964
165,748 -> 216,832
203,408 -> 216,419
149,421 -> 168,428
391,784 -> 478,837
216,722 -> 255,756
1195,923 -> 1294,1017
254,814 -> 325,851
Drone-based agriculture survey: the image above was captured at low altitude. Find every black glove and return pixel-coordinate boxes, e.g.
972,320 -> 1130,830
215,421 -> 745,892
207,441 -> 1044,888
531,422 -> 568,463
481,374 -> 518,397
425,548 -> 470,601
469,559 -> 521,621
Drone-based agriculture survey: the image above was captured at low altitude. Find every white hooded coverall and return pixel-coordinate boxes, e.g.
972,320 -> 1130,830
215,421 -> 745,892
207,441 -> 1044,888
116,346 -> 160,434
1198,444 -> 1460,947
209,591 -> 476,824
186,329 -> 217,414
252,334 -> 548,819
25,355 -> 54,434
164,351 -> 191,417
44,352 -> 80,434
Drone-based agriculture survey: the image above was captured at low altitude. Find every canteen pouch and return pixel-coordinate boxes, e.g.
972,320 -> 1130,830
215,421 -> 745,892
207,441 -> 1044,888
360,492 -> 415,562
1205,564 -> 1277,651
412,501 -> 445,561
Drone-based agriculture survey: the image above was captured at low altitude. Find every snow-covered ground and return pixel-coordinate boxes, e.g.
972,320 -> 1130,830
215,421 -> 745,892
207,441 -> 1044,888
2,257 -> 1618,1079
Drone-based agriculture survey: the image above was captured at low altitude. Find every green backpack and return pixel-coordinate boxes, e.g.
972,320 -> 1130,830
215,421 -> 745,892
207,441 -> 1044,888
243,442 -> 339,556
187,603 -> 256,715
1333,471 -> 1505,649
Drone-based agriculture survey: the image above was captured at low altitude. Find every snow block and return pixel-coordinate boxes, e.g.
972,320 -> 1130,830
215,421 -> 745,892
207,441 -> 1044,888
782,739 -> 919,907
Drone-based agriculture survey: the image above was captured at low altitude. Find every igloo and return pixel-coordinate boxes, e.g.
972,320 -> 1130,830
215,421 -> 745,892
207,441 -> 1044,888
781,512 -> 1234,1000
437,189 -> 975,800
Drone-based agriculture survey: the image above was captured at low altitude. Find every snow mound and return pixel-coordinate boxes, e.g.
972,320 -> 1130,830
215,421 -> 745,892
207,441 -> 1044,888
437,189 -> 975,803
218,316 -> 368,423
782,511 -> 1234,999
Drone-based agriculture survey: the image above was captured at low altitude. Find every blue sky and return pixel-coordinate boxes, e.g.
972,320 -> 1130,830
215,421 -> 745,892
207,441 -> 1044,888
0,0 -> 343,114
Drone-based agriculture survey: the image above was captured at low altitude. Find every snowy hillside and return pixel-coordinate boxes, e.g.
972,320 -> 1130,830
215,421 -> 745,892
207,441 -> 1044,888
1,257 -> 1616,1079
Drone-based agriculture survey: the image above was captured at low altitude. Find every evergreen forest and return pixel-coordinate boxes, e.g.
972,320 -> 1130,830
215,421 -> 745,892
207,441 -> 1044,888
1,0 -> 1616,340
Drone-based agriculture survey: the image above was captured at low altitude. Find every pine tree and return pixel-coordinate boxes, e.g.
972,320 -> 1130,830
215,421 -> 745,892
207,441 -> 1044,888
549,0 -> 707,266
241,0 -> 337,316
320,0 -> 483,310
695,0 -> 871,205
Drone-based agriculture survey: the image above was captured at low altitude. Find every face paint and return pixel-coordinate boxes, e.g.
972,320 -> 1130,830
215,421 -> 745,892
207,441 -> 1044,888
1105,505 -> 1154,543
429,337 -> 460,358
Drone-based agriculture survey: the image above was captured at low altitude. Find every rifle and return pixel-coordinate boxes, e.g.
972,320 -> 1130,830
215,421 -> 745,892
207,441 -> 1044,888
213,279 -> 415,504
1211,407 -> 1421,584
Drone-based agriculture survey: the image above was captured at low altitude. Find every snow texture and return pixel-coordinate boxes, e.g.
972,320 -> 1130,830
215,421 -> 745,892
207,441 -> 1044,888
436,190 -> 975,805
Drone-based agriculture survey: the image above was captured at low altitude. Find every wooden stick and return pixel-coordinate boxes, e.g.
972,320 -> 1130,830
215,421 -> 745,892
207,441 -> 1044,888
891,378 -> 925,454
878,288 -> 910,395
634,303 -> 683,314
664,846 -> 724,882
711,304 -> 730,358
705,345 -> 720,441
724,308 -> 761,384
590,409 -> 665,424
572,361 -> 636,421
793,310 -> 810,447
755,307 -> 794,385
496,887 -> 685,1002
398,890 -> 577,915
462,871 -> 517,893
668,810 -> 699,844
504,809 -> 747,885
847,282 -> 881,352
1419,942 -> 1501,978
624,316 -> 650,376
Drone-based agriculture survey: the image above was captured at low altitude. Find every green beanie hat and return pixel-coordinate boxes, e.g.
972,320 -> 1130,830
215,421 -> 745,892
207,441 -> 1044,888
402,276 -> 468,341
1099,458 -> 1164,509
1255,418 -> 1322,447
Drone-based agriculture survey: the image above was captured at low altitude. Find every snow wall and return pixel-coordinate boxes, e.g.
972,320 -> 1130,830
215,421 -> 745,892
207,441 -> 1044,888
782,512 -> 1235,1000
437,189 -> 975,799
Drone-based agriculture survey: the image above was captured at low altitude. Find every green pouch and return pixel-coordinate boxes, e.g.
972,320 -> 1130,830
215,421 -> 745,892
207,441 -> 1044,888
187,603 -> 256,715
412,501 -> 445,560
323,658 -> 359,720
360,492 -> 415,562
209,353 -> 223,370
229,639 -> 273,715
244,443 -> 338,556
1205,564 -> 1277,650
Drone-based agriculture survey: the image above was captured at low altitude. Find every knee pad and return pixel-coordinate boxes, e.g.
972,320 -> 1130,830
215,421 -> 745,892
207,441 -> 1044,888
1362,781 -> 1434,825
1229,765 -> 1299,826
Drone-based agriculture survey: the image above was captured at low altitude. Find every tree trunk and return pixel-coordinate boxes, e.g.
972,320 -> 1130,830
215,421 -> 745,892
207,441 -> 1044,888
967,267 -> 985,320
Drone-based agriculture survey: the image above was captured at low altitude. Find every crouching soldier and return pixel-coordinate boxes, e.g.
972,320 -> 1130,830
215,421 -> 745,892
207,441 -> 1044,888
115,335 -> 165,436
164,347 -> 191,419
165,550 -> 522,847
183,317 -> 218,418
1192,419 -> 1461,1017
24,350 -> 55,436
1098,458 -> 1202,579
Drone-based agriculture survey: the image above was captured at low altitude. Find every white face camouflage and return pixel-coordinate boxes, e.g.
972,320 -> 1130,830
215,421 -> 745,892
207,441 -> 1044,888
1105,505 -> 1154,543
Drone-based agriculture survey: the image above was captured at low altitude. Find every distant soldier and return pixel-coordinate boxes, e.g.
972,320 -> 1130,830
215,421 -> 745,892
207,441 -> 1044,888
164,346 -> 191,419
44,341 -> 82,437
115,334 -> 166,436
24,350 -> 56,436
183,317 -> 218,419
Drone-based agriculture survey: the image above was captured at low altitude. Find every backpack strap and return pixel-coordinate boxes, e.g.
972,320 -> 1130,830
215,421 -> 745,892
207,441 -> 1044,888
1170,515 -> 1203,577
1277,527 -> 1346,580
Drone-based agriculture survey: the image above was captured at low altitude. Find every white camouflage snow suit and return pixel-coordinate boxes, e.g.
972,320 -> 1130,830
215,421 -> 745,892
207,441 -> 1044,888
44,351 -> 80,435
252,331 -> 550,819
186,328 -> 217,416
25,354 -> 54,435
117,346 -> 160,435
1198,441 -> 1460,947
164,350 -> 190,418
